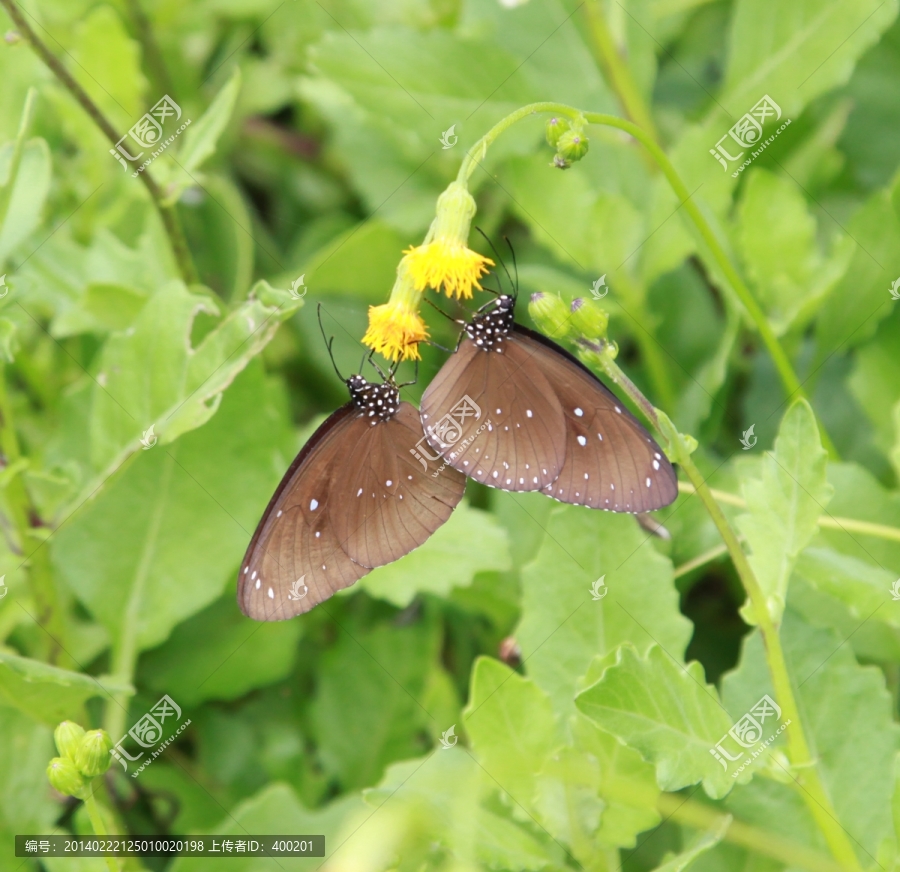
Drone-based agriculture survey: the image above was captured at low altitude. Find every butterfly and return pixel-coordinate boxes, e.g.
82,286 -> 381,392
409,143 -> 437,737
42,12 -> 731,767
419,291 -> 677,513
238,347 -> 465,621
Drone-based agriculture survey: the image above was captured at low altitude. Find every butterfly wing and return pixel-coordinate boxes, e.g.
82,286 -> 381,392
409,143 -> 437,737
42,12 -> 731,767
419,337 -> 566,491
237,405 -> 368,621
330,402 -> 466,567
509,328 -> 677,512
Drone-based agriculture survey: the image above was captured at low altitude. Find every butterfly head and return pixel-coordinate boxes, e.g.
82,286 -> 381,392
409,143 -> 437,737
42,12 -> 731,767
467,294 -> 515,352
347,375 -> 400,422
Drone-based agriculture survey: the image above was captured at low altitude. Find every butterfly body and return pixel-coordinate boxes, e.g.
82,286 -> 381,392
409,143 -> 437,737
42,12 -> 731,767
238,374 -> 465,621
420,294 -> 677,513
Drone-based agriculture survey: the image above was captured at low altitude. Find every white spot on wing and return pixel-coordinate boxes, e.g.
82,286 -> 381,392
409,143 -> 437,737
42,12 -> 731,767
574,407 -> 584,417
309,499 -> 319,511
577,435 -> 587,446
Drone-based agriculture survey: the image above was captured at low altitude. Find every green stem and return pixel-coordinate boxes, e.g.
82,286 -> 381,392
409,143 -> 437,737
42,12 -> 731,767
673,542 -> 730,578
83,790 -> 120,872
581,2 -> 661,149
579,340 -> 862,871
104,451 -> 176,740
457,100 -> 836,459
0,0 -> 197,285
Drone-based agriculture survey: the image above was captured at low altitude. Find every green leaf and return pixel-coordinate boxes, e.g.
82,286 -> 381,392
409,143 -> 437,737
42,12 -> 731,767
0,705 -> 57,864
734,169 -> 841,334
70,5 -> 147,125
737,400 -> 834,624
0,651 -> 131,726
359,503 -> 511,607
172,67 -> 242,183
816,189 -> 900,358
722,0 -> 898,118
570,713 -> 662,849
794,547 -> 900,628
83,279 -> 301,499
53,363 -> 293,653
575,644 -> 735,799
311,616 -> 440,790
0,138 -> 51,266
721,609 -> 900,858
516,507 -> 692,715
848,313 -> 900,456
82,282 -> 149,331
365,752 -> 560,871
0,317 -> 18,362
169,783 -> 365,872
651,814 -> 731,871
139,592 -> 303,707
464,656 -> 561,810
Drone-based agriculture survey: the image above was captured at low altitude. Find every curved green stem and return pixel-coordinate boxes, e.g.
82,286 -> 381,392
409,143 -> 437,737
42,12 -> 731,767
577,339 -> 862,872
0,0 -> 197,285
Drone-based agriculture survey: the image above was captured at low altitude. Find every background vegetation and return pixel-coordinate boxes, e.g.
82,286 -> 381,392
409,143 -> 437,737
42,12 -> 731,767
0,0 -> 899,870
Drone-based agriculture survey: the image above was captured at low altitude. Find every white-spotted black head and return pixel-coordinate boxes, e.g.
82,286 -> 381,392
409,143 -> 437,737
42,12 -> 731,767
466,294 -> 515,352
347,375 -> 400,423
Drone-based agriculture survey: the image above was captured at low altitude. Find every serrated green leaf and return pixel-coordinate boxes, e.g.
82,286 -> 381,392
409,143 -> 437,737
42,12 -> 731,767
721,608 -> 900,858
0,651 -> 131,726
575,644 -> 735,799
82,278 -> 301,503
464,656 -> 561,810
82,282 -> 149,331
359,503 -> 511,607
737,400 -> 834,624
516,507 -> 692,716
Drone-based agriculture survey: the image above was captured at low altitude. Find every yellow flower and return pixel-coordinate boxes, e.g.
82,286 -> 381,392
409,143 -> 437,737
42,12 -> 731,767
362,260 -> 428,362
405,181 -> 493,299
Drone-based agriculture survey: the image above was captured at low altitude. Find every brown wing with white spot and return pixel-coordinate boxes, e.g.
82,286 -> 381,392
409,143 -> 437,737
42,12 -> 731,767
508,328 -> 677,512
237,405 -> 368,621
419,337 -> 566,491
330,402 -> 466,567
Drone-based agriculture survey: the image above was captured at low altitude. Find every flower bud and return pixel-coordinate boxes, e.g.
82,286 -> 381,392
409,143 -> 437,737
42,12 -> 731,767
74,729 -> 113,777
569,298 -> 609,339
545,116 -> 571,148
47,757 -> 87,798
528,292 -> 571,341
556,129 -> 589,164
54,721 -> 86,761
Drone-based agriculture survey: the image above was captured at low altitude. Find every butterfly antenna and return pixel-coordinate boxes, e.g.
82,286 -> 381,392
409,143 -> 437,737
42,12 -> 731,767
505,236 -> 519,301
317,303 -> 346,382
475,227 -> 515,295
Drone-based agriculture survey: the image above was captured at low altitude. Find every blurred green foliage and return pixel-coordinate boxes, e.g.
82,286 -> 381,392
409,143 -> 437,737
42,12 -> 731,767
0,0 -> 899,870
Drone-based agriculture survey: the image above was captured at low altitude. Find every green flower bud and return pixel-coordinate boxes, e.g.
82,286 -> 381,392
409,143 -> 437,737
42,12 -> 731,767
528,292 -> 571,341
556,129 -> 589,164
545,116 -> 570,148
569,298 -> 609,339
74,729 -> 113,777
54,721 -> 86,761
47,756 -> 87,798
551,154 -> 571,170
